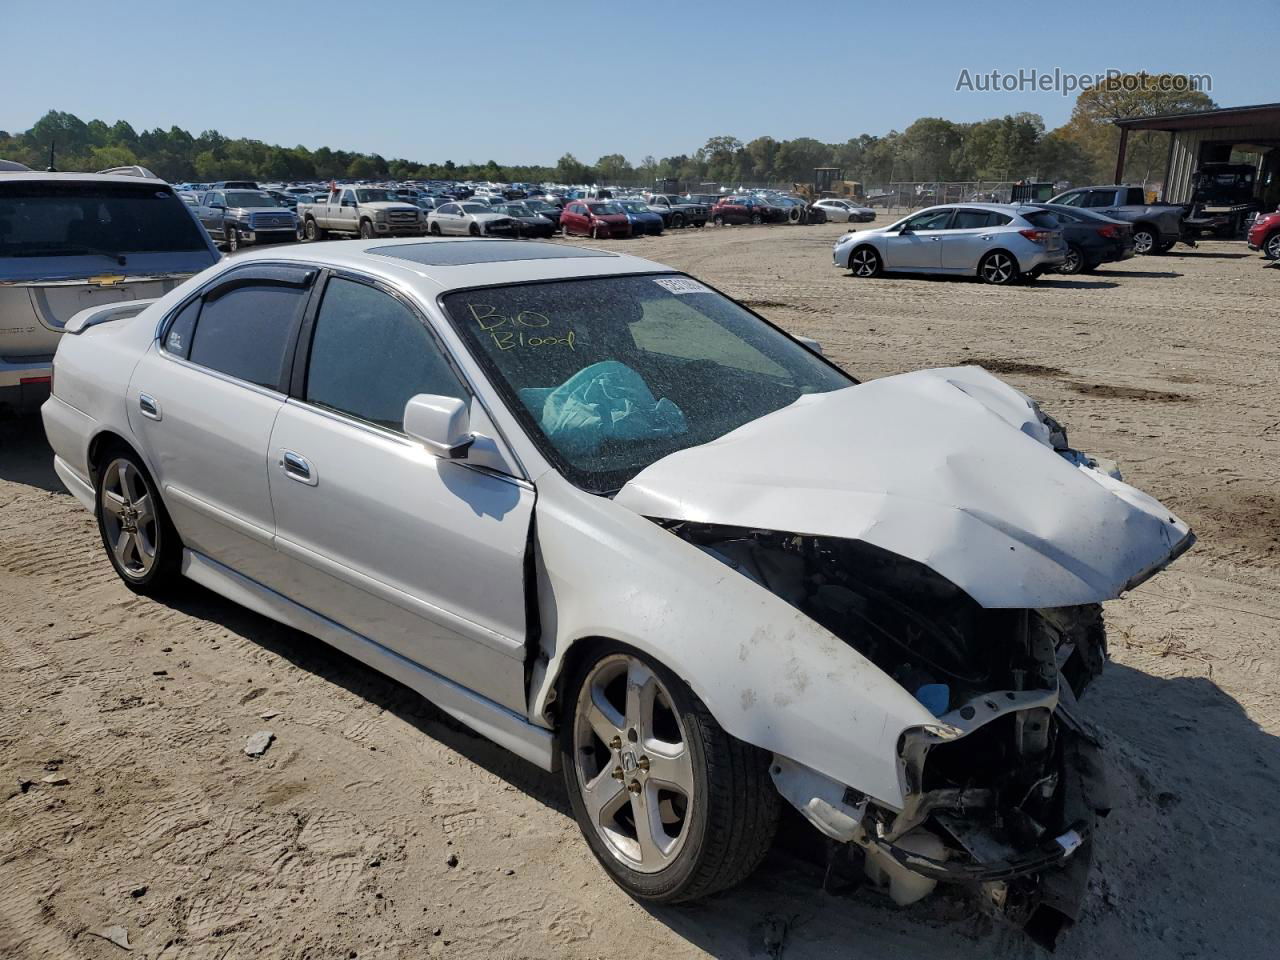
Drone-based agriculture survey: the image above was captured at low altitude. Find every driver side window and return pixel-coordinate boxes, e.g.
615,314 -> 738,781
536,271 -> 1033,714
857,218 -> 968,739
904,209 -> 953,231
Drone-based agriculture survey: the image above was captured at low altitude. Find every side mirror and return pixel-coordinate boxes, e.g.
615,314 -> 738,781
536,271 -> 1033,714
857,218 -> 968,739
403,394 -> 474,459
795,335 -> 824,355
210,201 -> 225,209
898,224 -> 913,234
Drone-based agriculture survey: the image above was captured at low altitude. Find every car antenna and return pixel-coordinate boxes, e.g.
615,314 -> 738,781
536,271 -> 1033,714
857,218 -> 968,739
47,140 -> 56,172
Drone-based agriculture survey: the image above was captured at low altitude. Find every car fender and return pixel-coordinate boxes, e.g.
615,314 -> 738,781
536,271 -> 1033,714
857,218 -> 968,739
529,470 -> 934,809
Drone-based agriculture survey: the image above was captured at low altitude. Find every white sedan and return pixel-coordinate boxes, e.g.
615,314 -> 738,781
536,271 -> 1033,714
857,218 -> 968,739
426,200 -> 517,237
42,238 -> 1192,944
813,198 -> 876,222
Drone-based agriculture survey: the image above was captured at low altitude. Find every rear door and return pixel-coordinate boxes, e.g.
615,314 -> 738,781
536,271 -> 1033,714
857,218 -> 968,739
882,208 -> 952,270
128,264 -> 316,585
940,209 -> 1011,271
266,272 -> 534,711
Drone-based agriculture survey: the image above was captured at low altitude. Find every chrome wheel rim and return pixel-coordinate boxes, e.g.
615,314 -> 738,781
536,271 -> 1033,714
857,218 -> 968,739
982,253 -> 1014,283
1063,247 -> 1082,273
101,459 -> 157,579
1133,230 -> 1154,254
1267,234 -> 1280,259
850,248 -> 877,277
573,654 -> 694,874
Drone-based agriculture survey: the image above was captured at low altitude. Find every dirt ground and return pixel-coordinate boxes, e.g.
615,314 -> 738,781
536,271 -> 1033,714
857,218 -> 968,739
2,223 -> 1278,960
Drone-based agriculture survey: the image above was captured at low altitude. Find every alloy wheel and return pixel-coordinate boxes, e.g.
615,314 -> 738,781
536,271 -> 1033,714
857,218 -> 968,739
100,459 -> 158,579
1061,246 -> 1083,274
981,252 -> 1015,284
1267,233 -> 1280,260
572,653 -> 694,874
850,248 -> 879,277
1132,229 -> 1155,254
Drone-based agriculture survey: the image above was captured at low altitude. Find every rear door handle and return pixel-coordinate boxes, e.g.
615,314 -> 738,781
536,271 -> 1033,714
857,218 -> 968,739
280,450 -> 317,486
139,393 -> 161,421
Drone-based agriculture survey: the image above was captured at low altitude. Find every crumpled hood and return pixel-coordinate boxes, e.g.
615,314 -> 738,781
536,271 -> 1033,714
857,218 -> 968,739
615,366 -> 1192,608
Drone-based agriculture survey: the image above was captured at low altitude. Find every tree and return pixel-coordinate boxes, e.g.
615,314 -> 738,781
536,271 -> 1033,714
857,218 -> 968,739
556,152 -> 589,183
347,156 -> 376,179
595,153 -> 632,184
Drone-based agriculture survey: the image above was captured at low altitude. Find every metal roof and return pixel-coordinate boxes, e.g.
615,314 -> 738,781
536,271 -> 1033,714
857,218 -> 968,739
1113,102 -> 1280,132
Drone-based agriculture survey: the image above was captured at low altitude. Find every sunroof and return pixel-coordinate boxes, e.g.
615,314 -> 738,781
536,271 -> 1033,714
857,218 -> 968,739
367,240 -> 617,266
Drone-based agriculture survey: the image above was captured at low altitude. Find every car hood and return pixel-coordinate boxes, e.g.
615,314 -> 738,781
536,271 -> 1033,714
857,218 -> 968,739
614,365 -> 1192,609
362,202 -> 420,212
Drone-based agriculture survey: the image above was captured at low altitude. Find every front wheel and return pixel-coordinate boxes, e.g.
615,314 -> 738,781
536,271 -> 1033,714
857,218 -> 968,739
671,214 -> 685,229
224,225 -> 239,253
1265,232 -> 1280,260
359,219 -> 375,239
1058,243 -> 1085,275
429,222 -> 442,236
469,223 -> 481,237
95,448 -> 182,595
561,645 -> 779,902
751,213 -> 762,225
848,245 -> 882,277
979,250 -> 1020,285
712,215 -> 724,227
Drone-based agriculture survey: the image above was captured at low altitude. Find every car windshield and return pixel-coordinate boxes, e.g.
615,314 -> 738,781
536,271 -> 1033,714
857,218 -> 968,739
527,201 -> 556,212
227,191 -> 279,207
618,201 -> 648,213
589,203 -> 622,215
460,203 -> 491,214
0,181 -> 210,258
441,274 -> 851,492
503,203 -> 532,216
356,189 -> 397,203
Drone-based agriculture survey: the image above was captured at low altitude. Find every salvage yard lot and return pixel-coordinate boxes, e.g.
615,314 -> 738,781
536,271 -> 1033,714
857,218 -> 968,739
2,224 -> 1277,959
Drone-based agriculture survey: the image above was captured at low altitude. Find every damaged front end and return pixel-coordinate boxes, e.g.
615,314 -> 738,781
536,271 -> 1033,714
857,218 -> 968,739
665,523 -> 1112,949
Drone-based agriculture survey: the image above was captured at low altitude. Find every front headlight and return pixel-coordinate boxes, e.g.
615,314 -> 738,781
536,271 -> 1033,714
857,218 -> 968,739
374,211 -> 388,222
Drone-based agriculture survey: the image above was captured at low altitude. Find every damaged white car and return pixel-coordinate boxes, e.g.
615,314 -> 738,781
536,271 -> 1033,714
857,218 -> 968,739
42,239 -> 1193,947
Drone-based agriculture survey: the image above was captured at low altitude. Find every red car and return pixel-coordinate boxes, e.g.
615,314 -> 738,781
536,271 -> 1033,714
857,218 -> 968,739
560,200 -> 632,239
1247,210 -> 1280,260
710,196 -> 785,226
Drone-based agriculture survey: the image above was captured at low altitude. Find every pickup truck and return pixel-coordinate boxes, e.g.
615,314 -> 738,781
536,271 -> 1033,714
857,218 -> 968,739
197,188 -> 299,252
644,194 -> 708,228
298,187 -> 424,241
1046,185 -> 1186,254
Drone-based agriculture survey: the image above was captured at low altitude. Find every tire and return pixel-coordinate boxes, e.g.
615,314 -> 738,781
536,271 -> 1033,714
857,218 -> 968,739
787,207 -> 801,224
1059,243 -> 1085,275
750,213 -> 762,225
429,222 -> 442,236
848,215 -> 857,223
1156,239 -> 1177,254
469,223 -> 481,237
591,224 -> 600,240
359,219 -> 374,240
224,224 -> 239,253
561,644 -> 779,903
712,215 -> 724,227
979,250 -> 1020,285
1265,232 -> 1280,260
95,446 -> 182,596
848,245 -> 882,277
305,218 -> 327,242
671,214 -> 685,229
1131,225 -> 1157,254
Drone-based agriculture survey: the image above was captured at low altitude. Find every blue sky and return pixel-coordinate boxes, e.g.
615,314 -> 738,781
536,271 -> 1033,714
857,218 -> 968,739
4,0 -> 1267,165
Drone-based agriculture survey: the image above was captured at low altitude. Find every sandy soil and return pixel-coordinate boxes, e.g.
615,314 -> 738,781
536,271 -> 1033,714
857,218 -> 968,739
2,224 -> 1277,959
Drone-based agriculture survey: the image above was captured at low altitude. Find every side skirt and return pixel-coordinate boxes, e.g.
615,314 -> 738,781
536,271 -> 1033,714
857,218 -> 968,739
182,549 -> 557,771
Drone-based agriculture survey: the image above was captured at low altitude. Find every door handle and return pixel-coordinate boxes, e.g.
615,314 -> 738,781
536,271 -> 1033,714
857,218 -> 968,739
929,236 -> 941,241
280,450 -> 317,486
138,393 -> 161,421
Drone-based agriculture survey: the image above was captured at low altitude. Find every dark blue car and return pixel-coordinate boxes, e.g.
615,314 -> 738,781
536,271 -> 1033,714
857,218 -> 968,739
617,200 -> 664,236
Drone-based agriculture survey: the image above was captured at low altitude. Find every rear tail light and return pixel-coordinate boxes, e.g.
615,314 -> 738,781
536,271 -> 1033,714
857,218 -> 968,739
1019,228 -> 1053,244
20,376 -> 51,385
1096,225 -> 1120,238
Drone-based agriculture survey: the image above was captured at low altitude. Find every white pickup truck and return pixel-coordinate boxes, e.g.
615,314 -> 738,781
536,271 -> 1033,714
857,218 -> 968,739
297,186 -> 424,241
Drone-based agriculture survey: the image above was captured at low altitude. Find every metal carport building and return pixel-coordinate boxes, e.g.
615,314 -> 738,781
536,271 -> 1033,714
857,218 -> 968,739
1113,102 -> 1280,205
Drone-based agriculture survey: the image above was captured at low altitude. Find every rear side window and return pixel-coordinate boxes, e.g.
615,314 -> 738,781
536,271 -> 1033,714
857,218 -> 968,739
1084,191 -> 1116,208
188,284 -> 307,390
304,277 -> 466,432
1022,211 -> 1059,229
164,297 -> 201,359
952,210 -> 1009,229
1125,188 -> 1147,205
0,181 -> 209,258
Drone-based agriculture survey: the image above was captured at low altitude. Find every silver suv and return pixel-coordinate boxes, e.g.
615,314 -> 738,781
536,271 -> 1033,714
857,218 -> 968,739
833,203 -> 1066,284
0,168 -> 219,412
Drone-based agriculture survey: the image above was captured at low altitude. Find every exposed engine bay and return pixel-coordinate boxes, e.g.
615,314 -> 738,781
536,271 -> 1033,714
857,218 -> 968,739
663,522 -> 1113,949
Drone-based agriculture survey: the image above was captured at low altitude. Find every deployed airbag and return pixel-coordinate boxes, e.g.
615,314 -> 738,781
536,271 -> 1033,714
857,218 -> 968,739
520,360 -> 686,455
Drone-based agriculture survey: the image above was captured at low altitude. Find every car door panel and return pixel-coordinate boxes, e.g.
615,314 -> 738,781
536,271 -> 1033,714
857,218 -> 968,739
883,230 -> 945,270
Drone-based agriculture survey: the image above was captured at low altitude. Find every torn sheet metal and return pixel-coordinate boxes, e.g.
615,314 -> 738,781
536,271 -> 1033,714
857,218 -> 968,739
616,365 -> 1192,610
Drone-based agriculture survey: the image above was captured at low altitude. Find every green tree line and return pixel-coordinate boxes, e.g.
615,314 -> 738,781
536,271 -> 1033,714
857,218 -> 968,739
0,75 -> 1212,187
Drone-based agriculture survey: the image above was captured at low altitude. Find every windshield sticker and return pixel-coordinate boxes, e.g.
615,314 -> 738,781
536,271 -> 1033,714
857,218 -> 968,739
653,277 -> 711,295
466,303 -> 575,352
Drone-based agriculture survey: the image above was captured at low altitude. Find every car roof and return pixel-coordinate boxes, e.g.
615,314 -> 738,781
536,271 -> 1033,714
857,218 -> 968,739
0,171 -> 170,187
222,238 -> 670,293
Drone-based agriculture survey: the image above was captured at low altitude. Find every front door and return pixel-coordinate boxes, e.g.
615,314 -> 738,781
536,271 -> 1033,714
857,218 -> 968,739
266,273 -> 534,712
882,208 -> 953,271
127,264 -> 317,584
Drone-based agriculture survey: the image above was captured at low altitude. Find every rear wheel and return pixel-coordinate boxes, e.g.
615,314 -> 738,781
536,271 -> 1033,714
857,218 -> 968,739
979,250 -> 1020,285
1156,239 -> 1177,254
750,213 -> 762,225
305,218 -> 326,242
95,448 -> 181,596
1266,231 -> 1280,260
848,245 -> 882,277
561,645 -> 779,902
1059,243 -> 1085,275
1131,225 -> 1157,254
712,215 -> 724,227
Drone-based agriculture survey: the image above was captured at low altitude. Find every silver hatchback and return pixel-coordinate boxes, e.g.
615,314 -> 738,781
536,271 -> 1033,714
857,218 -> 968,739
833,203 -> 1066,284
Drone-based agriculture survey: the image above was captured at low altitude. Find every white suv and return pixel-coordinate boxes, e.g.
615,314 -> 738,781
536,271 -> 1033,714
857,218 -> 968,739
0,167 -> 219,412
833,203 -> 1066,284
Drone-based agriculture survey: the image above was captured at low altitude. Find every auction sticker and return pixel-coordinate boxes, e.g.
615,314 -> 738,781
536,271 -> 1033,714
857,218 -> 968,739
653,277 -> 712,295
